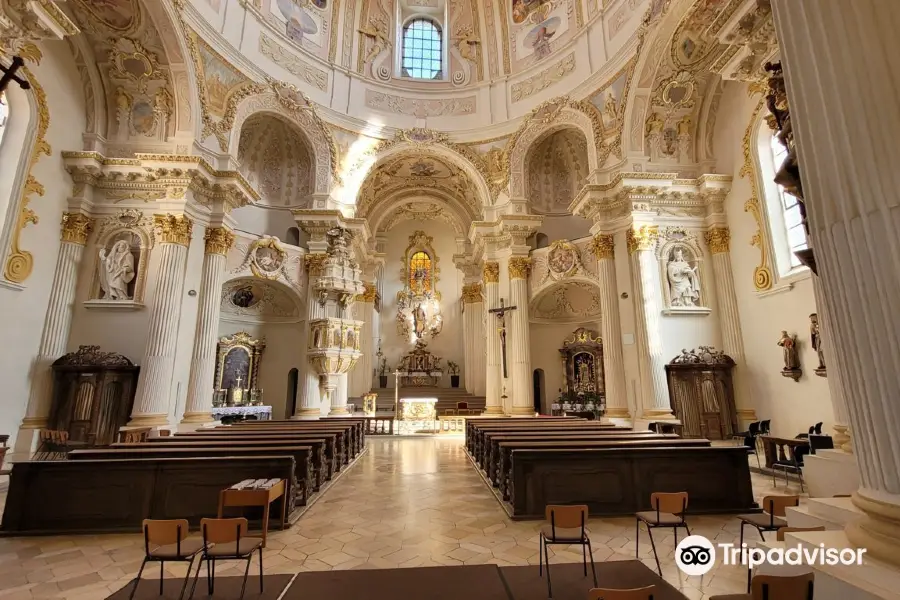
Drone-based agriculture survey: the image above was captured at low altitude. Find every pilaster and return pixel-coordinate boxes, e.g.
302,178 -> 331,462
482,262 -> 502,414
589,234 -> 629,419
508,256 -> 533,415
462,282 -> 486,396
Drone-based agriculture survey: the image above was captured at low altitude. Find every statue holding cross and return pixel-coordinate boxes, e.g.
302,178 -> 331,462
489,298 -> 517,379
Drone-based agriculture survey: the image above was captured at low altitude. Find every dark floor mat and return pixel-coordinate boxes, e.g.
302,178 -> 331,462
499,561 -> 688,600
106,574 -> 293,600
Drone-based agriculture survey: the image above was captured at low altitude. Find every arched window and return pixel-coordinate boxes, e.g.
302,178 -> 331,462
402,19 -> 442,80
409,250 -> 433,294
758,126 -> 809,278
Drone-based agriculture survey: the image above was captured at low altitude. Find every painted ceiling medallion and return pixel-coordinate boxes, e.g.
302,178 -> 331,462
546,240 -> 582,280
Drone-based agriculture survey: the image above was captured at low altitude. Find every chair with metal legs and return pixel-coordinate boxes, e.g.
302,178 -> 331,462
190,517 -> 264,600
635,492 -> 690,576
538,504 -> 597,599
129,519 -> 205,600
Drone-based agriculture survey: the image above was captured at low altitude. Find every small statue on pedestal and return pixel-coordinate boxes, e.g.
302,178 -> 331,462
810,313 -> 827,377
777,330 -> 802,381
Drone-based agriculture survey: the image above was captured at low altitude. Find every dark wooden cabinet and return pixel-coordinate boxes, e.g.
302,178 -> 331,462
48,346 -> 139,446
665,347 -> 738,440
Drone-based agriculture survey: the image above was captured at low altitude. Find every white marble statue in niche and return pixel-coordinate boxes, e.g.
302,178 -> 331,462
667,247 -> 701,307
99,236 -> 137,300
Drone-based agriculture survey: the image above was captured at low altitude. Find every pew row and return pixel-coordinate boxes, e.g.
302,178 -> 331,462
0,456 -> 297,535
175,428 -> 353,466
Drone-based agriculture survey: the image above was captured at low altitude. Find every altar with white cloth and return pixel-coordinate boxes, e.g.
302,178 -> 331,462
212,405 -> 273,421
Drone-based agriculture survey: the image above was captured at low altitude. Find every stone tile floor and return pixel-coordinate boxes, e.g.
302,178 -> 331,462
0,436 -> 805,599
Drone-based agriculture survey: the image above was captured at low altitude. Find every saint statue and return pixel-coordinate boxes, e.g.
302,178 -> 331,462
777,331 -> 800,371
577,358 -> 592,390
604,91 -> 617,124
667,248 -> 701,306
413,303 -> 427,338
810,313 -> 826,370
99,240 -> 135,300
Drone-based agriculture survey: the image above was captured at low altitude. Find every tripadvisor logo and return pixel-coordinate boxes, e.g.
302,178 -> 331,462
675,536 -> 716,576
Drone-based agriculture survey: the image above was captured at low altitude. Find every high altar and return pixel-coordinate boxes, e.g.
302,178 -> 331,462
397,340 -> 443,387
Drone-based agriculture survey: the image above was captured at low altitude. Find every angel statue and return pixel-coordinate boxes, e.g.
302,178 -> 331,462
358,17 -> 390,66
455,26 -> 480,63
99,240 -> 135,300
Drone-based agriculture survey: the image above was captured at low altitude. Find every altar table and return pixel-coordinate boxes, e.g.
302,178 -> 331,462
400,397 -> 437,421
212,405 -> 273,421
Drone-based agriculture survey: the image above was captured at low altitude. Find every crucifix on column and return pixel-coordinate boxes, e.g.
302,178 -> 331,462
489,298 -> 517,379
0,56 -> 31,94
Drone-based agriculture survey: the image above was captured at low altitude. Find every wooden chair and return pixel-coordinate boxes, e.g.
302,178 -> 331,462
587,586 -> 656,600
190,517 -> 264,600
744,525 -> 824,591
711,572 -> 814,600
635,492 -> 690,576
540,504 -> 597,598
737,495 -> 800,547
130,519 -> 205,600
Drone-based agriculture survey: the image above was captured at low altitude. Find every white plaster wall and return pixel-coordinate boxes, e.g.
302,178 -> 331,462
218,321 -> 306,421
0,43 -> 86,447
715,82 -> 833,439
377,221 -> 463,387
230,204 -> 298,241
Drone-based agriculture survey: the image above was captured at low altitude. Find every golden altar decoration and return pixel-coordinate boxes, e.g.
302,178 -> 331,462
397,339 -> 443,386
399,397 -> 437,421
362,392 -> 377,416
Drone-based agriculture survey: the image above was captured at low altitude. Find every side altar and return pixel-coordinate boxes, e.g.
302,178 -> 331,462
397,340 -> 443,387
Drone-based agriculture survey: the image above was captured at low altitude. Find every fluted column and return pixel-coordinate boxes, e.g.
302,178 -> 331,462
130,215 -> 193,426
508,257 -> 533,415
182,227 -> 234,424
19,213 -> 92,438
705,227 -> 755,423
772,0 -> 900,566
482,262 -> 502,414
296,253 -> 327,418
627,226 -> 674,420
349,283 -> 376,398
811,276 -> 852,451
462,283 -> 485,396
590,234 -> 629,419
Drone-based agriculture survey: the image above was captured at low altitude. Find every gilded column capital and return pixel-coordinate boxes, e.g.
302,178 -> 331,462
705,227 -> 731,254
60,213 -> 92,245
626,225 -> 659,254
462,283 -> 484,303
590,234 -> 615,260
204,227 -> 234,255
482,262 -> 499,284
305,253 -> 328,277
356,282 -> 378,303
153,214 -> 193,246
508,257 -> 532,280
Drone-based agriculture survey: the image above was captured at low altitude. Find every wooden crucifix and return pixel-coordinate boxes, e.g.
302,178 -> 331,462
0,56 -> 30,94
489,298 -> 517,379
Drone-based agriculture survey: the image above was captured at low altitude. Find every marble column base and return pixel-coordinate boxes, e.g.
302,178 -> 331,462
292,408 -> 321,420
483,406 -> 504,415
329,406 -> 351,416
642,408 -> 677,419
605,407 -> 631,419
847,490 -> 900,568
127,414 -> 170,427
510,406 -> 536,416
180,411 -> 214,424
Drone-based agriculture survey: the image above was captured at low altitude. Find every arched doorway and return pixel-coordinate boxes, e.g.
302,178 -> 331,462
533,369 -> 545,414
287,368 -> 299,418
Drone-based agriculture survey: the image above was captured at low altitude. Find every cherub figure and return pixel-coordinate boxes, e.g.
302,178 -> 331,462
455,26 -> 480,62
358,17 -> 390,65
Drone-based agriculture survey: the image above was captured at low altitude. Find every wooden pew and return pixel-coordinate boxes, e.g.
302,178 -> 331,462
69,445 -> 316,508
0,455 -> 297,535
218,422 -> 363,455
470,422 -> 627,460
495,438 -> 711,500
176,428 -> 354,466
481,432 -> 670,483
506,445 -> 755,518
464,417 -> 581,452
114,438 -> 333,489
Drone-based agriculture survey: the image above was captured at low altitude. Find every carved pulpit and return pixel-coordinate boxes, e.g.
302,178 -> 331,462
559,328 -> 605,402
398,340 -> 443,386
665,347 -> 738,440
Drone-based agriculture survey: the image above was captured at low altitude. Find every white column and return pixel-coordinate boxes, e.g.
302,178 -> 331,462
483,262 -> 502,414
705,227 -> 755,423
349,283 -> 375,398
772,0 -> 900,566
591,234 -> 629,419
296,253 -> 327,419
331,372 -> 349,415
811,276 -> 852,451
508,257 -> 533,415
462,283 -> 486,396
130,215 -> 193,426
182,227 -> 233,424
627,226 -> 674,420
16,214 -> 91,449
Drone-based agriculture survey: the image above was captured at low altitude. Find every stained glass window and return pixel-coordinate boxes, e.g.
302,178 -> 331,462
409,251 -> 432,294
402,19 -> 442,80
768,134 -> 808,267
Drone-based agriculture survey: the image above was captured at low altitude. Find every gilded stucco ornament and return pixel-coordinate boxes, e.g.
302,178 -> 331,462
204,227 -> 235,256
60,213 -> 92,245
0,0 -> 79,60
461,282 -> 483,304
508,257 -> 532,280
705,227 -> 730,254
304,253 -> 328,277
589,234 -> 615,260
482,262 -> 500,284
740,97 -> 774,291
545,240 -> 582,279
153,214 -> 193,247
626,225 -> 659,254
